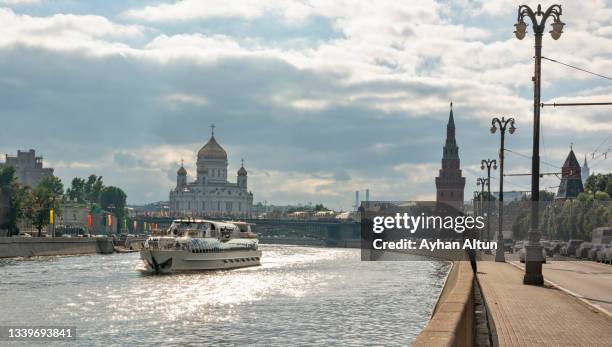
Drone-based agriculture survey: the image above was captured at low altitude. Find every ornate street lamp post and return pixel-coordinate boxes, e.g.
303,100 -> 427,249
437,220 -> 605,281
477,177 -> 488,241
481,159 -> 497,253
473,191 -> 480,217
491,117 -> 516,262
514,4 -> 564,286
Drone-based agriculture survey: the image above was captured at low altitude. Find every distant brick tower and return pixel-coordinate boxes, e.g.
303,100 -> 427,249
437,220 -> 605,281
556,146 -> 584,200
435,103 -> 466,211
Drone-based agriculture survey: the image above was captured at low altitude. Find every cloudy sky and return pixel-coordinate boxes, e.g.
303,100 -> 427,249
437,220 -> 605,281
0,0 -> 611,209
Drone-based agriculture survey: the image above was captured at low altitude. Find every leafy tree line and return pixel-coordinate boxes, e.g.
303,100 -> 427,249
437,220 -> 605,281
584,173 -> 612,198
510,175 -> 612,241
0,168 -> 127,236
0,166 -> 64,236
65,175 -> 128,230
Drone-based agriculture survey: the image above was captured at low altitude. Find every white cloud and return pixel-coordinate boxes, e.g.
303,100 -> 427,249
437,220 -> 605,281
0,0 -> 43,5
0,8 -> 145,55
124,0 -> 268,22
3,1 -> 612,206
164,93 -> 209,107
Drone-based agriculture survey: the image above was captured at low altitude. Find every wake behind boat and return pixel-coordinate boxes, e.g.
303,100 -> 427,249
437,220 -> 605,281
139,219 -> 261,273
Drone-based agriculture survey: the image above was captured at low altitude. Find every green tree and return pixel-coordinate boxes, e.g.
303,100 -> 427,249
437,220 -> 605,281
585,173 -> 611,193
84,175 -> 104,203
38,175 -> 64,196
66,177 -> 86,203
511,210 -> 529,240
594,191 -> 610,201
314,203 -> 329,211
0,166 -> 16,189
539,190 -> 555,201
577,192 -> 592,203
28,176 -> 64,236
100,186 -> 127,230
0,166 -> 29,236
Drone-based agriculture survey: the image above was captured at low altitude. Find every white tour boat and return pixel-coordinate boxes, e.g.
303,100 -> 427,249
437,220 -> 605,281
139,219 -> 261,273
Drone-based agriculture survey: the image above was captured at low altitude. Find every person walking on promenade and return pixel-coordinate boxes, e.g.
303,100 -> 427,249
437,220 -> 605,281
466,245 -> 477,274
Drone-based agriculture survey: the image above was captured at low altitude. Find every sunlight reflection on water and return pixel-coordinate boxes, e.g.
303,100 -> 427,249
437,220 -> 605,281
0,245 -> 449,346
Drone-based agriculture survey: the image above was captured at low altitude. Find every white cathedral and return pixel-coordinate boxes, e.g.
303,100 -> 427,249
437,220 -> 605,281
169,126 -> 253,217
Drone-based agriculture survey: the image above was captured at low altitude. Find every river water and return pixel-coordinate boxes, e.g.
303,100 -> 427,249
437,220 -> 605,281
0,245 -> 449,346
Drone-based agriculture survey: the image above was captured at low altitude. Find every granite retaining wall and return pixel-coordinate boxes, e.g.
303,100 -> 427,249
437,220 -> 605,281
0,237 -> 114,258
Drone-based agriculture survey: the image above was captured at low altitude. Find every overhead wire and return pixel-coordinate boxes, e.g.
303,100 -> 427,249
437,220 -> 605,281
542,56 -> 612,81
504,148 -> 560,169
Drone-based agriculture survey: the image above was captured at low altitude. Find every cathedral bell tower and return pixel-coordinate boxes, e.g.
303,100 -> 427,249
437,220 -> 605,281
237,159 -> 247,188
177,160 -> 187,187
435,103 -> 466,211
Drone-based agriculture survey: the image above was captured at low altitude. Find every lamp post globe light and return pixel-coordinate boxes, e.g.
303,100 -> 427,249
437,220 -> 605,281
481,159 -> 497,253
491,117 -> 516,262
515,4 -> 563,285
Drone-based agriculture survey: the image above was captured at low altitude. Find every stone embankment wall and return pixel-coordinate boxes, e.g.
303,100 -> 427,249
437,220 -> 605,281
412,261 -> 475,347
0,237 -> 114,258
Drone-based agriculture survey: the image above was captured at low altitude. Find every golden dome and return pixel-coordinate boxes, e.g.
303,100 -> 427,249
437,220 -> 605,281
238,166 -> 247,176
177,165 -> 187,176
197,136 -> 227,160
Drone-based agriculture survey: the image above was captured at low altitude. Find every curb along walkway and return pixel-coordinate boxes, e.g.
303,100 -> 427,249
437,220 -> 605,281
477,262 -> 612,346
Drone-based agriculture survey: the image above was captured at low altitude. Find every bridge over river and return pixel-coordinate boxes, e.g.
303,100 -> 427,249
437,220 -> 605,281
134,217 -> 361,247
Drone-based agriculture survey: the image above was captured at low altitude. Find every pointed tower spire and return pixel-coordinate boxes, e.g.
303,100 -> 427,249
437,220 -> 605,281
177,158 -> 187,177
436,101 -> 465,211
238,158 -> 248,177
443,102 -> 458,159
558,147 -> 584,199
581,153 -> 590,185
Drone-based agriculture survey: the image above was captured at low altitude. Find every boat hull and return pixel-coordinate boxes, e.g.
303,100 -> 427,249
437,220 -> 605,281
140,249 -> 262,273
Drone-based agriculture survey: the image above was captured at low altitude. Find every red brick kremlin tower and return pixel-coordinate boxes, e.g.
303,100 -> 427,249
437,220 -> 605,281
435,103 -> 466,211
556,146 -> 584,200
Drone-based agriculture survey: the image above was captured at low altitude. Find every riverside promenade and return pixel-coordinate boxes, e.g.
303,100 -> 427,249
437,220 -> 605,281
477,261 -> 612,346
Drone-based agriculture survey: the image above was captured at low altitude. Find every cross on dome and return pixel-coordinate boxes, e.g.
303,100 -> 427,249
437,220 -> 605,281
198,125 -> 227,160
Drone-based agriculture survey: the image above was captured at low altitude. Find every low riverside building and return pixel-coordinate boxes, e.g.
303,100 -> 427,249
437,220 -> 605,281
0,149 -> 54,187
60,203 -> 90,235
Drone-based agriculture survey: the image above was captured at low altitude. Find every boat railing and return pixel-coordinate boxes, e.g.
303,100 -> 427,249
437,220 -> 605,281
145,238 -> 258,252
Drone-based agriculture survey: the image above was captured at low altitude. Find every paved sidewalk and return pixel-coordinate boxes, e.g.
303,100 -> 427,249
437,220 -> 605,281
477,261 -> 612,346
509,260 -> 612,315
